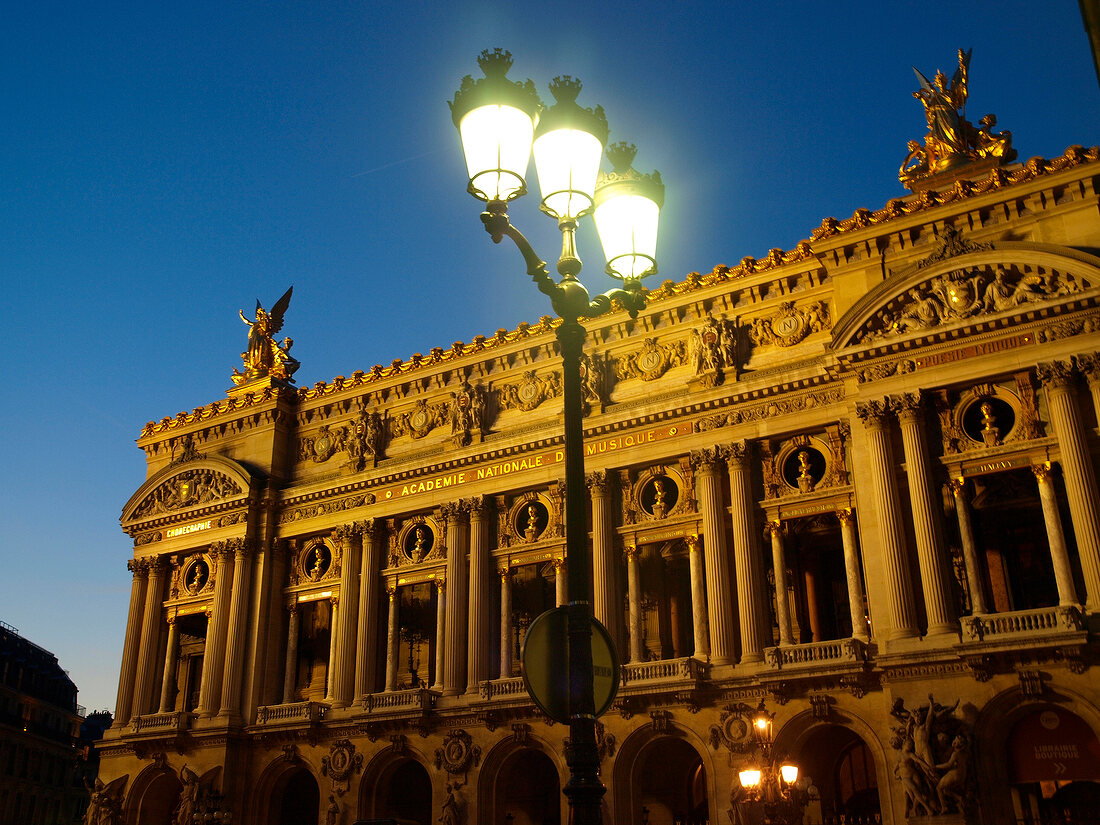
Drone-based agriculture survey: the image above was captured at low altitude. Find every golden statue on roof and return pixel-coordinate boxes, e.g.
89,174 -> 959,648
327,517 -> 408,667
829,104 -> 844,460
900,49 -> 1015,191
231,286 -> 299,387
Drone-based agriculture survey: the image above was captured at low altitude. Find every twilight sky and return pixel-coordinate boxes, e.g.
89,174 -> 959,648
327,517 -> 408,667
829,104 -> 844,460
2,1 -> 1097,714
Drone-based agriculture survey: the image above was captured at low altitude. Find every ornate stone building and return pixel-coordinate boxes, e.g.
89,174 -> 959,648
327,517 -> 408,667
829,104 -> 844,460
99,74 -> 1100,825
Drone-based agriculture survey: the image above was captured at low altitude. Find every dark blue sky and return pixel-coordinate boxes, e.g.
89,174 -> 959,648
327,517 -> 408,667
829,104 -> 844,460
2,1 -> 1096,712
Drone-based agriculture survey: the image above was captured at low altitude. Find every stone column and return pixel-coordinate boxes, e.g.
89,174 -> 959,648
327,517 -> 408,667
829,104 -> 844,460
442,504 -> 469,696
684,535 -> 709,660
625,546 -> 644,663
158,616 -> 180,713
1039,361 -> 1100,609
726,441 -> 768,663
587,471 -> 620,650
198,543 -> 234,717
466,502 -> 490,695
355,520 -> 381,698
114,559 -> 149,726
767,522 -> 794,646
432,579 -> 446,692
855,401 -> 919,640
331,525 -> 361,708
133,559 -> 168,718
499,568 -> 513,678
946,481 -> 989,615
1078,353 -> 1100,425
667,557 -> 685,659
1033,464 -> 1081,606
325,598 -> 339,701
691,448 -> 737,665
384,586 -> 398,692
895,393 -> 956,635
837,509 -> 870,641
219,539 -> 254,719
282,603 -> 300,703
554,558 -> 567,607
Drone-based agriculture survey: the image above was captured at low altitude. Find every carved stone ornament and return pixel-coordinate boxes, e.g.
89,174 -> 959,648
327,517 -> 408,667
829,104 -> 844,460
579,351 -> 609,413
614,337 -> 684,382
687,314 -> 739,387
231,286 -> 297,386
857,262 -> 1091,344
300,423 -> 345,463
295,538 -> 335,584
749,300 -> 830,348
434,729 -> 482,775
181,555 -> 212,597
448,381 -> 489,447
132,470 -> 242,518
707,704 -> 755,754
321,739 -> 363,796
497,370 -> 562,412
392,398 -> 447,440
509,494 -> 550,544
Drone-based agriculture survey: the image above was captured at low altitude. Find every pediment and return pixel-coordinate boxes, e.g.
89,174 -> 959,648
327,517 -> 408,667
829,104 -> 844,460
121,455 -> 254,527
831,242 -> 1100,351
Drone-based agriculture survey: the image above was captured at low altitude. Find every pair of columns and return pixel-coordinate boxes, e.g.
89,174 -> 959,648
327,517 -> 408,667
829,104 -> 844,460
766,510 -> 869,646
948,361 -> 1100,612
115,538 -> 254,726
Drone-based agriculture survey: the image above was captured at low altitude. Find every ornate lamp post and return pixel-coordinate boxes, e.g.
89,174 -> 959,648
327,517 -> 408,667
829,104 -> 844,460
450,49 -> 663,825
738,701 -> 801,824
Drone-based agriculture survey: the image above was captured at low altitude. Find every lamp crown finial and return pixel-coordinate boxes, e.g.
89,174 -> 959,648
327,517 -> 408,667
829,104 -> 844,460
549,75 -> 583,105
477,48 -> 513,78
606,142 -> 638,173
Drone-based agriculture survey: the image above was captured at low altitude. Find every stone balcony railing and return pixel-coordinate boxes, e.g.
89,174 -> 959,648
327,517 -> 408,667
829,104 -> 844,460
621,657 -> 708,686
763,638 -> 867,671
255,700 -> 328,726
961,605 -> 1084,642
362,688 -> 438,714
477,677 -> 527,701
132,710 -> 191,734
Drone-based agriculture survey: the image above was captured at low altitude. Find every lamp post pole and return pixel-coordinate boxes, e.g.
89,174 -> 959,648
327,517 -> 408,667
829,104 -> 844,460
453,50 -> 663,824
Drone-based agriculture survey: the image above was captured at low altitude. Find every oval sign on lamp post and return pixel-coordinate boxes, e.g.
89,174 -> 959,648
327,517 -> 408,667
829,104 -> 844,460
521,606 -> 620,724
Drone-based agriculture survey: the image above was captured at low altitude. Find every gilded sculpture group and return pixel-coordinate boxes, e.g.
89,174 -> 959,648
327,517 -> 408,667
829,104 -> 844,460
900,49 -> 1015,187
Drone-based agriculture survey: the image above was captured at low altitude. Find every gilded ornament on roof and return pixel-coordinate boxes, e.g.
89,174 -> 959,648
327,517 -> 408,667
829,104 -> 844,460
231,286 -> 299,387
900,49 -> 1016,190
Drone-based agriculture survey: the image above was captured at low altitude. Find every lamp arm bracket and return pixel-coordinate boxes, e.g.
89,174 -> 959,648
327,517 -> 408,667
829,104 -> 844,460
585,280 -> 646,320
480,201 -> 559,297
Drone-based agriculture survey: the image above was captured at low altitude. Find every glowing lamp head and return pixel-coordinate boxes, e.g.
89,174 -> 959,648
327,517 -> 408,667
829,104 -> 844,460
595,142 -> 663,281
533,76 -> 608,220
780,763 -> 799,785
450,49 -> 542,202
739,768 -> 762,789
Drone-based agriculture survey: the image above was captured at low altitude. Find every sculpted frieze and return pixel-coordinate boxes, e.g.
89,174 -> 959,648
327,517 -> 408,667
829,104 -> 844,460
696,387 -> 844,431
392,399 -> 448,440
277,494 -> 375,525
855,262 -> 1091,344
132,470 -> 243,518
614,337 -> 684,382
687,314 -> 739,387
496,370 -> 561,412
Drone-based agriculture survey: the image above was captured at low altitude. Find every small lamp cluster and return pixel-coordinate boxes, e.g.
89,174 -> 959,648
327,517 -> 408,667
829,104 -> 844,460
739,702 -> 800,807
450,48 -> 663,283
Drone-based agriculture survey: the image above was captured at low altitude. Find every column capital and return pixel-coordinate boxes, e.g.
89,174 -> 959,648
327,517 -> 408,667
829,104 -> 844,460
440,500 -> 470,524
893,390 -> 926,422
623,544 -> 639,560
690,446 -> 726,472
498,566 -> 512,582
683,534 -> 701,553
465,496 -> 491,520
332,523 -> 361,545
836,508 -> 856,526
551,557 -> 565,571
585,470 -> 610,494
1078,352 -> 1100,385
947,477 -> 967,497
386,584 -> 398,597
855,399 -> 893,428
436,577 -> 447,593
128,558 -> 152,577
329,595 -> 340,607
1032,461 -> 1059,482
724,439 -> 752,468
766,519 -> 784,537
286,598 -> 299,613
1037,359 -> 1078,390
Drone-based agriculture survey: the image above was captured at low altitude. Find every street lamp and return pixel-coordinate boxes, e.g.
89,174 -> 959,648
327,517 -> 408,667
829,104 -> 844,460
738,701 -> 800,824
451,49 -> 663,825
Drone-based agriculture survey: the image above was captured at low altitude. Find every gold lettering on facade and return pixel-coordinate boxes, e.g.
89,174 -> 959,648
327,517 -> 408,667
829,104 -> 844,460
166,521 -> 213,538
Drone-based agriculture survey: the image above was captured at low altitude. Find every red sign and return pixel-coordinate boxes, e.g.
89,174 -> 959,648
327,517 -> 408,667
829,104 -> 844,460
1009,706 -> 1100,783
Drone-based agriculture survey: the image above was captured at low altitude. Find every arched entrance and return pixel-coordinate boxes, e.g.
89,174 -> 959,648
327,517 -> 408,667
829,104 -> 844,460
274,767 -> 320,825
633,737 -> 708,825
794,724 -> 881,822
497,749 -> 561,825
373,759 -> 432,824
1007,705 -> 1100,823
128,769 -> 182,825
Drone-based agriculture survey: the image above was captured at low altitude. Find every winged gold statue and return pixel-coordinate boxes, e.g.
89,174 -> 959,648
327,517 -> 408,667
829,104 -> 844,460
231,286 -> 299,385
900,49 -> 1015,189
